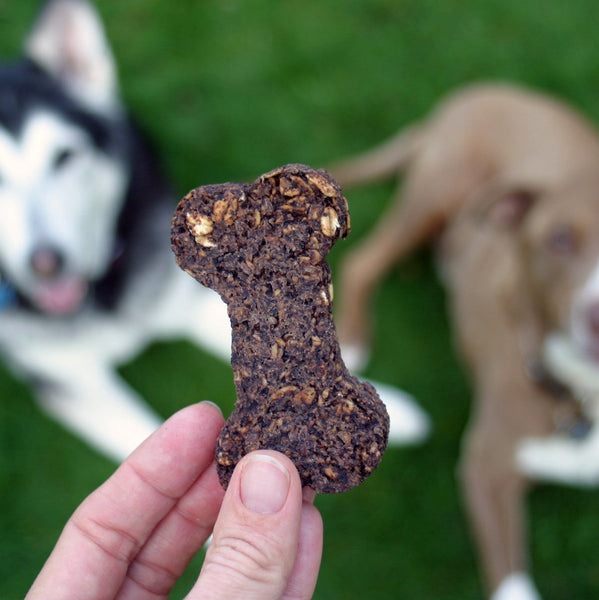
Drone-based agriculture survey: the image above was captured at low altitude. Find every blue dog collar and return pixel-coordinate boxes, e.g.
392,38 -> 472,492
0,277 -> 17,311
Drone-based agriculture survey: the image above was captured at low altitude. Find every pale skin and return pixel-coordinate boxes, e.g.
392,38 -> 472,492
26,402 -> 323,600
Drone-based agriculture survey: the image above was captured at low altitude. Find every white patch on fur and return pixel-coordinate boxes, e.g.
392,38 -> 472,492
517,429 -> 599,487
0,110 -> 127,308
517,334 -> 599,486
490,573 -> 541,600
364,379 -> 431,445
145,266 -> 232,361
543,334 -> 599,403
39,360 -> 163,462
340,343 -> 370,374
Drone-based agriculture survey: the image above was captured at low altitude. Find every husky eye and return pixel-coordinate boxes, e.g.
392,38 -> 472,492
53,147 -> 76,170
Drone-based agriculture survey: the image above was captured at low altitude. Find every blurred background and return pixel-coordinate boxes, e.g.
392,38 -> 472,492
2,0 -> 599,597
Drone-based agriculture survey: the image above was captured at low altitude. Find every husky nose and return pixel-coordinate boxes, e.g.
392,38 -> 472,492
30,246 -> 65,277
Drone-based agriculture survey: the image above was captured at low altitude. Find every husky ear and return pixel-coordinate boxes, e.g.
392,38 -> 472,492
24,0 -> 120,114
476,184 -> 539,228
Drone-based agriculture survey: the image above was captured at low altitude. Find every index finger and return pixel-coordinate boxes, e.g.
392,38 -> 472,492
26,401 -> 225,600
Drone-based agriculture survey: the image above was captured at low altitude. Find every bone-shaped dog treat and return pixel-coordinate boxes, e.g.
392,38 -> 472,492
171,164 -> 389,493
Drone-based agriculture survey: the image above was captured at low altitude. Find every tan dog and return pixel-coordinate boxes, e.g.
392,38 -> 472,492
329,82 -> 599,600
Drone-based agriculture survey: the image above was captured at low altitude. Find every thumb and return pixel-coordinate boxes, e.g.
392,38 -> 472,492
188,450 -> 304,600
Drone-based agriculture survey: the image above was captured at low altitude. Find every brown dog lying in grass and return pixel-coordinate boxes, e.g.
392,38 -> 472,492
330,82 -> 599,600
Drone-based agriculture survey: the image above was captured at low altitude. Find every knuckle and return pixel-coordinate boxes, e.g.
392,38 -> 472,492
70,513 -> 140,564
126,557 -> 179,596
207,527 -> 287,586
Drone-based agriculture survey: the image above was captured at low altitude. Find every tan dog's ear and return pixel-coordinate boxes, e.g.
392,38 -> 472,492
476,185 -> 540,228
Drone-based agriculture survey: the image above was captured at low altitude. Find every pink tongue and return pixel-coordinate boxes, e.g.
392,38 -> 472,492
34,277 -> 88,315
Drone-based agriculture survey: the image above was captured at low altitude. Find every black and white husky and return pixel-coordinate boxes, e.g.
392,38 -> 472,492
1,0 -> 429,463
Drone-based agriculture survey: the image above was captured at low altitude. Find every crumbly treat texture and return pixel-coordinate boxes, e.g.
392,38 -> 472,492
171,163 -> 389,493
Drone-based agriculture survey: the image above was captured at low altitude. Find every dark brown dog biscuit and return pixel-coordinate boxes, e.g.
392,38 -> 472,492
171,164 -> 389,493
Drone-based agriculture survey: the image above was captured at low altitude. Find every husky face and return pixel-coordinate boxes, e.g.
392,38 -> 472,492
0,0 -> 130,316
0,102 -> 127,315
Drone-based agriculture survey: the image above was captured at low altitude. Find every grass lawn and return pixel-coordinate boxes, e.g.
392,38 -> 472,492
2,0 -> 599,597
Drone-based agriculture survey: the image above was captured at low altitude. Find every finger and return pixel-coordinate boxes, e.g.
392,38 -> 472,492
187,450 -> 305,600
117,463 -> 224,599
281,490 -> 323,600
26,402 -> 225,600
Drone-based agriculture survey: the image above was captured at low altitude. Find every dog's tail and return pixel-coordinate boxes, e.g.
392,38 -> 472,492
327,123 -> 424,188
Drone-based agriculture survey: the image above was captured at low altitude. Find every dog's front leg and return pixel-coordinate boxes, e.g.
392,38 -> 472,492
335,186 -> 429,372
459,424 -> 541,600
35,364 -> 162,463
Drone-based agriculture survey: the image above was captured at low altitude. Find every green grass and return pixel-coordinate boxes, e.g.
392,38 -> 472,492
2,0 -> 599,597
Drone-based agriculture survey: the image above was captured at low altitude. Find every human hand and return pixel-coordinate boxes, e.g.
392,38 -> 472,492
26,401 -> 323,600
